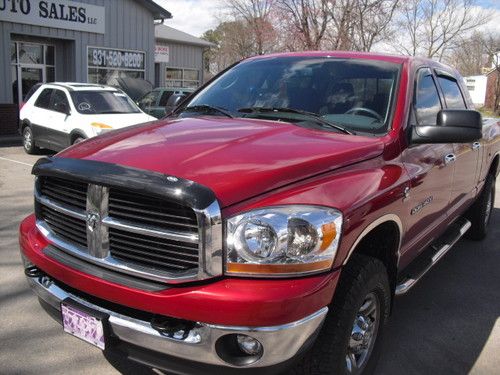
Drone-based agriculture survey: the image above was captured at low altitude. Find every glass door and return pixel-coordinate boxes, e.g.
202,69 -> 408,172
11,42 -> 55,104
21,67 -> 44,101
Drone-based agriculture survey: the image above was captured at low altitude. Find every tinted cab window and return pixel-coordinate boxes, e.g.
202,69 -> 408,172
437,76 -> 466,109
415,70 -> 442,126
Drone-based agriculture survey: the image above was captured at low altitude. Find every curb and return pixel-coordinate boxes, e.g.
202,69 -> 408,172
0,135 -> 22,147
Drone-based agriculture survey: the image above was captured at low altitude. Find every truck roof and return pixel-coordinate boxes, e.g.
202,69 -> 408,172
246,51 -> 451,69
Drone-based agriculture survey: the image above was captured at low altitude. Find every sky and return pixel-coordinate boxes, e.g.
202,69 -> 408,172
153,0 -> 500,38
153,0 -> 222,37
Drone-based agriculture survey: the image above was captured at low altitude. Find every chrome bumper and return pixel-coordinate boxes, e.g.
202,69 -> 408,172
26,272 -> 327,368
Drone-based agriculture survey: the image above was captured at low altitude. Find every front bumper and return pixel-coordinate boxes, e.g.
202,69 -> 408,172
25,268 -> 327,372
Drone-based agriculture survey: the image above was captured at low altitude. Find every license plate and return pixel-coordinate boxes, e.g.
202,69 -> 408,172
61,302 -> 106,350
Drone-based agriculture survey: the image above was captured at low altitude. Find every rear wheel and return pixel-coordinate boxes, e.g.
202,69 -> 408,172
22,126 -> 39,154
466,174 -> 495,240
72,136 -> 85,145
292,255 -> 390,375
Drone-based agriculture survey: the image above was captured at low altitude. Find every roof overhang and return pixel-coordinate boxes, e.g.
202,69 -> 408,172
138,0 -> 172,21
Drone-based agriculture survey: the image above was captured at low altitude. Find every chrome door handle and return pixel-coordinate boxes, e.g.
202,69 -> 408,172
472,142 -> 481,151
444,154 -> 456,165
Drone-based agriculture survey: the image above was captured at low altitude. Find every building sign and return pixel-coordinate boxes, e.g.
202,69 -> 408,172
155,45 -> 169,63
0,0 -> 105,34
88,47 -> 145,70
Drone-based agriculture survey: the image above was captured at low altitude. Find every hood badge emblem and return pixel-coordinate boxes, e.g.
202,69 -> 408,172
86,212 -> 100,232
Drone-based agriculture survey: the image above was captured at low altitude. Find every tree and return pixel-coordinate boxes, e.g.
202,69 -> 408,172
482,33 -> 500,113
351,0 -> 400,51
223,0 -> 276,55
201,21 -> 255,74
394,0 -> 491,61
275,0 -> 331,50
324,0 -> 400,51
448,32 -> 489,76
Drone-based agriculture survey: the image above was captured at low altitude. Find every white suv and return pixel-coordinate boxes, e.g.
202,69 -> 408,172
19,82 -> 156,154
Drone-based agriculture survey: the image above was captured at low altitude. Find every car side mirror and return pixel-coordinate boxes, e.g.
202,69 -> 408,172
411,109 -> 482,144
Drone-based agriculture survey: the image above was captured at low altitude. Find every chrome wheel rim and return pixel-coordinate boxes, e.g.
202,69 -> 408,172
23,129 -> 32,150
346,292 -> 380,374
484,187 -> 493,227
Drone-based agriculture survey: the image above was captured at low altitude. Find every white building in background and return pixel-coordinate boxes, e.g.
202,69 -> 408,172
464,75 -> 487,107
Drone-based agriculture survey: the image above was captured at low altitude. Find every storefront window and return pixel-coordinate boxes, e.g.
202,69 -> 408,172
18,43 -> 43,65
166,68 -> 200,88
87,47 -> 146,87
10,41 -> 56,103
10,43 -> 17,63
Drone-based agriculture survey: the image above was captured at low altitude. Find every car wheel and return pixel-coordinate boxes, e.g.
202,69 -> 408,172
292,254 -> 390,375
72,136 -> 85,145
466,173 -> 496,240
22,126 -> 39,154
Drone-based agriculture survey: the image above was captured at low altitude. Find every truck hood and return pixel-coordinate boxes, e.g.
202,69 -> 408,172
58,117 -> 384,207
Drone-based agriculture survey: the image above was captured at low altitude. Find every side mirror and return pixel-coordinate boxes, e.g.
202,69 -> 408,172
412,109 -> 482,144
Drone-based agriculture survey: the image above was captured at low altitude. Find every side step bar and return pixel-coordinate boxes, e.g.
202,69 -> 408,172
395,218 -> 471,296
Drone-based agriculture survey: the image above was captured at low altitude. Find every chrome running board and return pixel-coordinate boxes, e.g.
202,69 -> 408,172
395,218 -> 471,296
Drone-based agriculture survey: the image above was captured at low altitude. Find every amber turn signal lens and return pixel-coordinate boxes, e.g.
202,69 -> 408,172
90,122 -> 113,129
319,223 -> 337,251
226,259 -> 334,275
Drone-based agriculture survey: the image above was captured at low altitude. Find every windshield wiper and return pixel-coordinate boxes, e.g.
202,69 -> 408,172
183,104 -> 233,118
237,107 -> 353,135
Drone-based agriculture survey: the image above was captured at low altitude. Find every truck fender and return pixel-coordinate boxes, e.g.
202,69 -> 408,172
342,214 -> 403,266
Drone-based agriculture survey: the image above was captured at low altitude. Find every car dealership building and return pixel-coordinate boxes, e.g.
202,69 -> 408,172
0,0 -> 210,137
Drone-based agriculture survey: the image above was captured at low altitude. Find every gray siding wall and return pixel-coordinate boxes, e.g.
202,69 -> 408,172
155,41 -> 205,87
0,0 -> 155,102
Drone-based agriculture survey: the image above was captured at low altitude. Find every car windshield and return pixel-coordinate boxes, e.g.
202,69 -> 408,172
183,57 -> 401,134
70,90 -> 142,114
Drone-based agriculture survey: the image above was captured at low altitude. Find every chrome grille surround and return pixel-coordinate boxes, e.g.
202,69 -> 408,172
33,157 -> 223,284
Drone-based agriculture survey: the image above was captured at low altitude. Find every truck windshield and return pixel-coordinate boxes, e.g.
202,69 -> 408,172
183,57 -> 401,134
70,90 -> 142,114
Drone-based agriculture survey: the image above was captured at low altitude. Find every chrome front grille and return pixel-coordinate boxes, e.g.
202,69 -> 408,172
40,205 -> 87,247
34,168 -> 222,284
39,176 -> 87,210
109,228 -> 199,271
108,188 -> 199,233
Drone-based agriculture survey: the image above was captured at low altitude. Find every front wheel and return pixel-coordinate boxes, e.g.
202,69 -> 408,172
22,126 -> 39,154
292,255 -> 391,375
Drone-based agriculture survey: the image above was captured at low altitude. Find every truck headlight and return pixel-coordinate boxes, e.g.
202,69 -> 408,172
226,206 -> 342,276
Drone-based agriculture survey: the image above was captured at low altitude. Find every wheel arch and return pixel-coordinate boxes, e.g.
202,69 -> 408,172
69,130 -> 87,144
20,119 -> 31,131
342,214 -> 403,298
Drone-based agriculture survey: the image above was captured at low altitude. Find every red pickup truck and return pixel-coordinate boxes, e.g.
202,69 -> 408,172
20,52 -> 499,375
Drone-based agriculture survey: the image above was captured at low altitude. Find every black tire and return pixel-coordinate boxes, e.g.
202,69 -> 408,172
72,136 -> 85,145
22,126 -> 39,154
466,173 -> 496,241
291,254 -> 391,375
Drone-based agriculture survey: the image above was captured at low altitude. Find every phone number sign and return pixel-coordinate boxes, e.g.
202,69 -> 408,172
88,47 -> 145,70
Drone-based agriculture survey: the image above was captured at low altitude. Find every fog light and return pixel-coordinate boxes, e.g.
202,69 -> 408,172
236,334 -> 263,356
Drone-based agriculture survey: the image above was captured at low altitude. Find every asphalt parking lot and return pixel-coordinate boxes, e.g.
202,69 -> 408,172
1,144 -> 499,375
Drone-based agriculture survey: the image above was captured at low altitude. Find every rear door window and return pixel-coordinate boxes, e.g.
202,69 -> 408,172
415,70 -> 442,126
34,89 -> 53,109
437,76 -> 466,109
